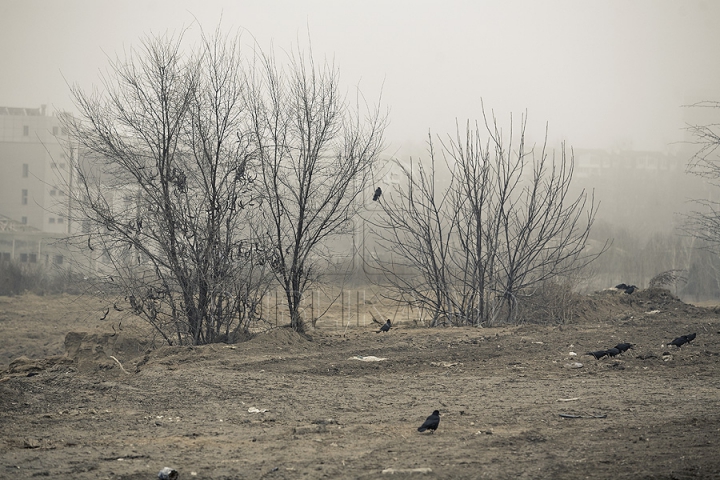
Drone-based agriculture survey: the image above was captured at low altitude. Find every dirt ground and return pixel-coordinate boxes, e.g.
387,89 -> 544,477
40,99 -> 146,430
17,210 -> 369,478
1,289 -> 720,479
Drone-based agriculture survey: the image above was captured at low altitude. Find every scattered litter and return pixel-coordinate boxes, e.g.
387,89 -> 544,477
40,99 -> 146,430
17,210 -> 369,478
532,341 -> 544,345
645,310 -> 661,315
474,430 -> 493,435
557,397 -> 580,402
350,355 -> 387,362
158,467 -> 179,480
382,467 -> 433,474
568,352 -> 577,356
248,407 -> 269,413
564,362 -> 583,369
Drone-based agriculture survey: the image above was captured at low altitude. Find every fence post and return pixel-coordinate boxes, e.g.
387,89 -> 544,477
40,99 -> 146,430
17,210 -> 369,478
341,289 -> 346,330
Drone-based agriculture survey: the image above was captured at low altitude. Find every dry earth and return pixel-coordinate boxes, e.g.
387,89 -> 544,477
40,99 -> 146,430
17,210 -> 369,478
1,289 -> 720,479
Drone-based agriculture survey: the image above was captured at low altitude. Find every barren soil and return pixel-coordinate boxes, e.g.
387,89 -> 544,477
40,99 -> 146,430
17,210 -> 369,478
1,289 -> 720,479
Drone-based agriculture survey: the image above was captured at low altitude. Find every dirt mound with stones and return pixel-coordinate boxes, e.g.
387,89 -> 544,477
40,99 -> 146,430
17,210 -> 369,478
1,292 -> 720,479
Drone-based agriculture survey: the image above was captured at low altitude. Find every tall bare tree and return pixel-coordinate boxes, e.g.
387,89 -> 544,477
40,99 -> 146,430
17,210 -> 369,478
245,48 -> 386,333
371,112 -> 602,326
64,30 -> 273,345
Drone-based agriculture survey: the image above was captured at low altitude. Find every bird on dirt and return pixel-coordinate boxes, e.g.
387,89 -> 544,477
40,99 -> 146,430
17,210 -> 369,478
605,347 -> 621,357
614,343 -> 634,354
586,350 -> 609,360
373,187 -> 382,201
614,283 -> 637,294
377,319 -> 391,333
669,335 -> 689,348
418,410 -> 440,433
685,333 -> 697,344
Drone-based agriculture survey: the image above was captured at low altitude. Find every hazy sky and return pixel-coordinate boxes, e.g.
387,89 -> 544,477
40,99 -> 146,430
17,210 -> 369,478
1,0 -> 719,154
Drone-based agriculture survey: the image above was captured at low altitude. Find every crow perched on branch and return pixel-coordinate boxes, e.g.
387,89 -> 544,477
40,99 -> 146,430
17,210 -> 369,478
372,187 -> 382,201
418,410 -> 440,433
377,319 -> 391,333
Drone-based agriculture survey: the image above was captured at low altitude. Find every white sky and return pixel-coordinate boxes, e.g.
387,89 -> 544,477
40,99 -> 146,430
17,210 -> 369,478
1,0 -> 719,154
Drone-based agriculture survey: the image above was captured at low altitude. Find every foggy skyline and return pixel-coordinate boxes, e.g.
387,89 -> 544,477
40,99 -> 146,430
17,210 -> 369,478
1,0 -> 720,155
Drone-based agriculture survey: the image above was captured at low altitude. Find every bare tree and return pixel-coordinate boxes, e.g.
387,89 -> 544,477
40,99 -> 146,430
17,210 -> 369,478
63,30 -> 273,345
245,47 -> 386,333
371,112 -> 603,326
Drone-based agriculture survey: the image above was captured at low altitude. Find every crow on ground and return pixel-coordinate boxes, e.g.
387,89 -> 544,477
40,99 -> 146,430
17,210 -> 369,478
586,350 -> 608,360
418,410 -> 440,433
377,319 -> 391,333
614,343 -> 634,354
685,333 -> 697,344
668,335 -> 688,348
605,347 -> 621,357
373,187 -> 382,201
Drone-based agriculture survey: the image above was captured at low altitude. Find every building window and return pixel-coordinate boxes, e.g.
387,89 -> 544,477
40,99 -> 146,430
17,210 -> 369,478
59,163 -> 66,169
22,164 -> 28,177
50,162 -> 57,169
1,253 -> 10,261
28,253 -> 37,263
20,253 -> 28,262
57,216 -> 64,224
21,216 -> 27,224
50,189 -> 56,196
52,126 -> 58,135
23,125 -> 29,136
21,189 -> 28,205
49,218 -> 55,224
53,255 -> 64,265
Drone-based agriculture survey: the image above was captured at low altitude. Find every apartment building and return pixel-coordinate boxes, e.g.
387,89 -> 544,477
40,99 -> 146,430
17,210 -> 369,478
0,106 -> 77,265
0,105 -> 74,233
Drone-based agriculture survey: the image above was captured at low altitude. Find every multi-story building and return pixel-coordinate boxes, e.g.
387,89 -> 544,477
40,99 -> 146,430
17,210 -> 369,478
0,105 -> 75,265
0,105 -> 73,233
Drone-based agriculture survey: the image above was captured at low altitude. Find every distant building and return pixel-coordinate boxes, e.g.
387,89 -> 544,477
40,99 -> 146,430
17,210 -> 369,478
0,106 -> 81,266
0,105 -> 74,234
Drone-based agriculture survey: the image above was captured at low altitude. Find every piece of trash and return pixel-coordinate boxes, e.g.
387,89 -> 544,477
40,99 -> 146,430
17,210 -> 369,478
645,310 -> 661,315
564,362 -> 583,369
248,407 -> 269,413
532,341 -> 544,345
382,467 -> 433,474
158,467 -> 179,480
568,352 -> 577,356
350,355 -> 387,362
557,397 -> 580,402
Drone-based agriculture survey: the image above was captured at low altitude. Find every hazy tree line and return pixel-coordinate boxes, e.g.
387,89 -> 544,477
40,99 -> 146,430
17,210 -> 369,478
1,30 -> 708,343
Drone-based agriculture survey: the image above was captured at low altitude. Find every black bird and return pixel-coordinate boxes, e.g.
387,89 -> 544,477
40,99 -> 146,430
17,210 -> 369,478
668,335 -> 688,348
614,283 -> 637,294
418,410 -> 440,433
377,319 -> 391,333
685,333 -> 697,344
605,347 -> 621,357
373,187 -> 382,201
614,343 -> 634,353
586,350 -> 608,360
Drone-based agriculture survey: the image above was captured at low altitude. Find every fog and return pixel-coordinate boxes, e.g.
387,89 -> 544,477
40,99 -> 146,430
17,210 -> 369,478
2,0 -> 720,150
2,1 -> 720,244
